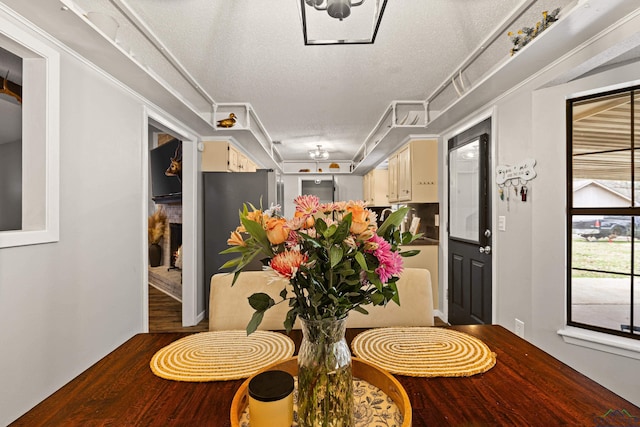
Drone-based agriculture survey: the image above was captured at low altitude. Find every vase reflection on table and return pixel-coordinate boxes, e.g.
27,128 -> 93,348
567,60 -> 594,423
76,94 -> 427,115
221,195 -> 420,425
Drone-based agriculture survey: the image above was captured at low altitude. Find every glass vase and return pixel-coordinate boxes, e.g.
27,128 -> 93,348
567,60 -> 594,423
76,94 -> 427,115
297,316 -> 354,427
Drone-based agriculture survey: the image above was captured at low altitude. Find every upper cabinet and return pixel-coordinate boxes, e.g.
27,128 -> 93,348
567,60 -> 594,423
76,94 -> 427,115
363,169 -> 389,207
388,139 -> 438,203
201,140 -> 257,172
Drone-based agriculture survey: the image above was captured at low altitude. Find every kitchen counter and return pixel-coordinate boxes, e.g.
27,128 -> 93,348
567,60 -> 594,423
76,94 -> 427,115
407,237 -> 439,246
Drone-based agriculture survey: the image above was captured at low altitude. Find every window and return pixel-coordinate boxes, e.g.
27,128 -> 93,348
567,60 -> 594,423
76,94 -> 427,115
0,12 -> 59,248
0,46 -> 22,231
567,85 -> 639,339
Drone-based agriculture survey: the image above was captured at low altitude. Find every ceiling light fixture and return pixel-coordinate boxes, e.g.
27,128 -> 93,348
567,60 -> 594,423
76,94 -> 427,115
309,145 -> 329,160
300,0 -> 388,45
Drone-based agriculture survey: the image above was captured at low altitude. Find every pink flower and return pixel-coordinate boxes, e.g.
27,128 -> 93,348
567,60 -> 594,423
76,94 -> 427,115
270,250 -> 308,279
319,202 -> 338,215
294,195 -> 320,215
367,235 -> 403,283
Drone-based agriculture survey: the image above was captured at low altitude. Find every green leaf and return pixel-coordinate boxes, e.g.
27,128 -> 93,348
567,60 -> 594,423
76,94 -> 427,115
389,282 -> 400,305
323,224 -> 338,240
352,305 -> 369,315
402,231 -> 424,244
279,288 -> 288,300
219,257 -> 243,269
230,270 -> 242,286
378,207 -> 409,236
315,218 -> 328,234
284,309 -> 298,333
370,292 -> 385,305
246,310 -> 264,335
355,251 -> 369,272
240,216 -> 273,256
219,245 -> 247,255
330,245 -> 343,268
400,249 -> 421,257
332,213 -> 352,242
248,293 -> 275,311
298,232 -> 323,248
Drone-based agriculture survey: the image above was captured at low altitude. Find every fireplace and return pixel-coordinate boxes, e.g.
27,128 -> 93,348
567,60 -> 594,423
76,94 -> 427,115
149,202 -> 182,301
169,223 -> 182,269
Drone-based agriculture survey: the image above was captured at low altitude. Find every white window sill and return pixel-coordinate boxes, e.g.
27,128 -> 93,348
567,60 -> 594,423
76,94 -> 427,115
557,326 -> 640,360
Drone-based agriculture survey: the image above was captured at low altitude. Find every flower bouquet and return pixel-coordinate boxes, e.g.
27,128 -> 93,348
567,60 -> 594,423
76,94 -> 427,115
221,195 -> 420,427
221,195 -> 421,334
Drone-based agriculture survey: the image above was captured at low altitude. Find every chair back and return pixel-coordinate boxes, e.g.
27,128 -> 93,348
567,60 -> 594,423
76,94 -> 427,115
209,268 -> 434,331
209,272 -> 294,331
347,268 -> 434,328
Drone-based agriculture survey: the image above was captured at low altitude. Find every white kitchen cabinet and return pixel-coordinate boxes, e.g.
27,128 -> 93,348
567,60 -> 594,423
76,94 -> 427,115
397,145 -> 411,201
363,169 -> 389,206
387,139 -> 438,203
201,140 -> 256,172
388,154 -> 398,202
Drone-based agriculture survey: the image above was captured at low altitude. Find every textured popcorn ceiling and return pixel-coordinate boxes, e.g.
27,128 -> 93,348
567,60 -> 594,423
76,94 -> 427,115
121,0 -> 523,161
2,0 -> 638,164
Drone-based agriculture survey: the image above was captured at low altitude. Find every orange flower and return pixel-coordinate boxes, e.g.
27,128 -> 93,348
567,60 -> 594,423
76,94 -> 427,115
270,250 -> 308,279
245,209 -> 263,224
227,230 -> 246,247
294,211 -> 315,229
265,217 -> 290,245
347,204 -> 371,235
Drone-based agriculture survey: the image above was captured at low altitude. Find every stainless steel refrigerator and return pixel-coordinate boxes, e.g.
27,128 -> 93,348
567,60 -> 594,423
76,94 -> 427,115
203,169 -> 282,310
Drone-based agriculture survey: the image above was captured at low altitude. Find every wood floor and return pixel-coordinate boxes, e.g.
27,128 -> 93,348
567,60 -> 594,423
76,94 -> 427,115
148,285 -> 208,333
149,284 -> 448,332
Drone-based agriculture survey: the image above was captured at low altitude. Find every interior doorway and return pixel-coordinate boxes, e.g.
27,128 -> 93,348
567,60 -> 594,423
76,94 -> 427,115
144,112 -> 200,330
301,177 -> 335,203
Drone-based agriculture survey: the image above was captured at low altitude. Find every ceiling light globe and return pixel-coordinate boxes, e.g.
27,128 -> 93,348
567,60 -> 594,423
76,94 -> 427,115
327,0 -> 351,19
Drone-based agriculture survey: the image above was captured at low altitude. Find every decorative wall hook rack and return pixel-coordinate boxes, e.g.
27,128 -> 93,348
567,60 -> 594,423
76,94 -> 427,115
496,158 -> 536,205
496,158 -> 536,186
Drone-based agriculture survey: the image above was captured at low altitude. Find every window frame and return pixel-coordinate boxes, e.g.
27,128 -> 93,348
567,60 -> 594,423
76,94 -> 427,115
0,11 -> 60,248
566,84 -> 638,340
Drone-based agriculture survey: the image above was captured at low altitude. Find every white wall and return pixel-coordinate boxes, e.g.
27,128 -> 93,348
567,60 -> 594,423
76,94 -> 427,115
0,17 -> 146,425
529,61 -> 640,407
483,59 -> 640,406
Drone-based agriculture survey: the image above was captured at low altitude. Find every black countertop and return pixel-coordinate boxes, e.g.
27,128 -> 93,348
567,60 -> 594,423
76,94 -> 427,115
405,237 -> 439,246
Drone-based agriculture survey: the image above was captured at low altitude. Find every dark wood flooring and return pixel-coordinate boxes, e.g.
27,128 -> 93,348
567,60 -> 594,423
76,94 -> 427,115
148,285 -> 209,333
149,284 -> 447,332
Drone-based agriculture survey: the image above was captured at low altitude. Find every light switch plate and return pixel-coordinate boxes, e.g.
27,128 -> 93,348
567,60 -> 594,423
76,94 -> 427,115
498,215 -> 506,231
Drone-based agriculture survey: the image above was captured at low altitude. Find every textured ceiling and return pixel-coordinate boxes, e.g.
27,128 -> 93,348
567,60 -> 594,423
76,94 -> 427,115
122,0 -> 520,161
2,0 -> 626,163
117,0 -> 574,161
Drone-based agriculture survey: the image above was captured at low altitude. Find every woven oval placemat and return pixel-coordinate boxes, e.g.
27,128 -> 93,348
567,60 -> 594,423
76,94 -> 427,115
351,327 -> 496,377
150,331 -> 295,382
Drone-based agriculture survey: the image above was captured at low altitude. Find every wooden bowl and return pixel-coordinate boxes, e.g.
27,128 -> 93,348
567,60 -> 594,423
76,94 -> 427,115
230,356 -> 412,426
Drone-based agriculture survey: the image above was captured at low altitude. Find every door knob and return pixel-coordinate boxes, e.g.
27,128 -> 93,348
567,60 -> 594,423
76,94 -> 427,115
479,245 -> 491,254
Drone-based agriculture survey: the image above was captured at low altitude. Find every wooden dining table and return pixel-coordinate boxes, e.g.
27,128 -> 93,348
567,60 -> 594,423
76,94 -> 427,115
10,325 -> 640,426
